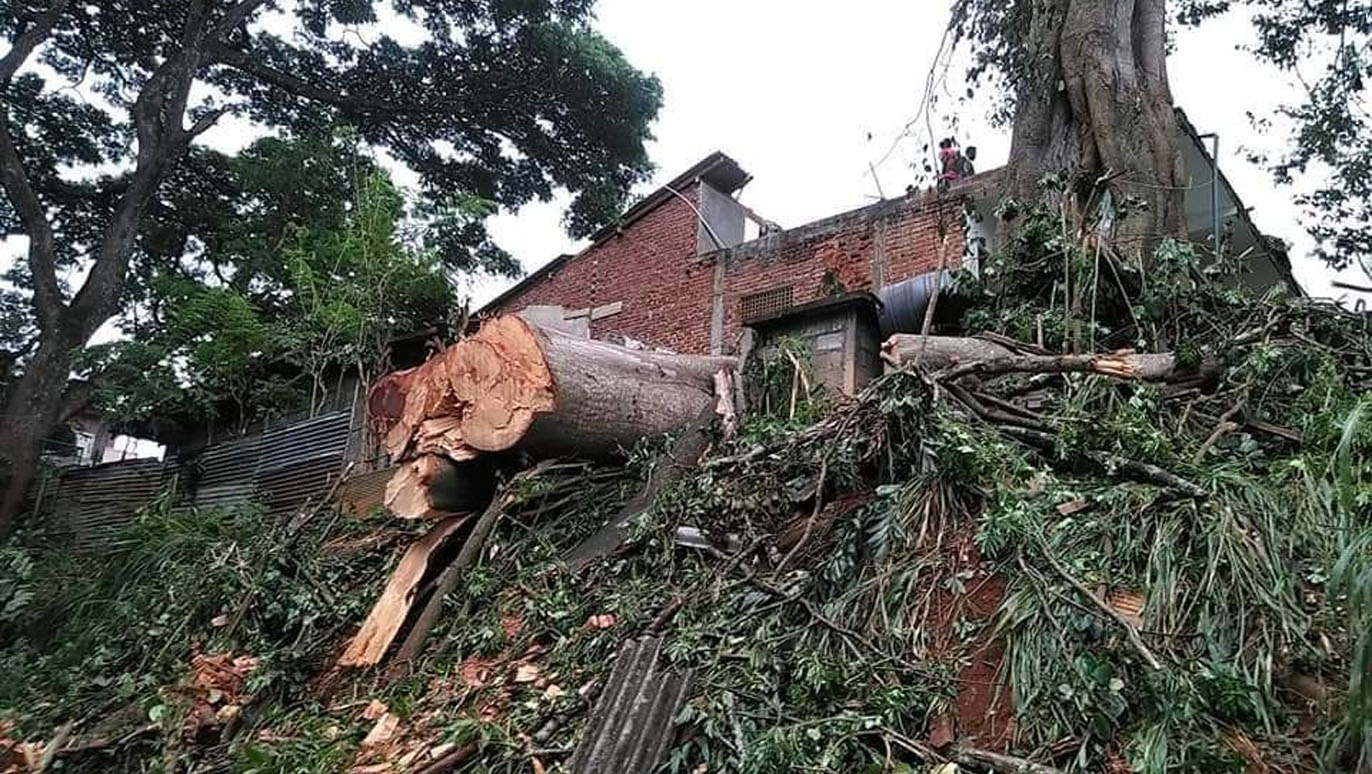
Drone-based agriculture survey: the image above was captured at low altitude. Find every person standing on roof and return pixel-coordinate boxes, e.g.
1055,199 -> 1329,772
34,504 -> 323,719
937,138 -> 977,192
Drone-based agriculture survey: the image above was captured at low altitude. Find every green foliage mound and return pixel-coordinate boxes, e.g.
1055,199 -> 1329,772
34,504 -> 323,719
3,206 -> 1371,773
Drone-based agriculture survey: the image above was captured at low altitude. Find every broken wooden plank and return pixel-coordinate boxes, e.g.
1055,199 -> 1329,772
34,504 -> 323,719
337,515 -> 470,667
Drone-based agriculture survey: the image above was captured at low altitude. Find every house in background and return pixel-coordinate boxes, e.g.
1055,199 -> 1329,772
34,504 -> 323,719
26,109 -> 1299,543
484,109 -> 1297,386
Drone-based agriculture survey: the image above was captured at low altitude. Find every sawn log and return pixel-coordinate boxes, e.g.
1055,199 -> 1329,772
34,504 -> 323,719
371,315 -> 736,462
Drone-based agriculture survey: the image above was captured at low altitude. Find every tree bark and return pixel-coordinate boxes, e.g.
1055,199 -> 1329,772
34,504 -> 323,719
0,1 -> 225,532
882,334 -> 1219,383
1003,0 -> 1186,268
519,321 -> 734,459
373,315 -> 735,463
562,401 -> 718,572
879,334 -> 1022,370
0,332 -> 86,530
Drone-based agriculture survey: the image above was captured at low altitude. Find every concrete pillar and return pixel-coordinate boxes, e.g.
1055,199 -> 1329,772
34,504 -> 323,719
869,217 -> 888,290
709,256 -> 726,354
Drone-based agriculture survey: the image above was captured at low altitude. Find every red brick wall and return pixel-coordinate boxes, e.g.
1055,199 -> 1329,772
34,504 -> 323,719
715,196 -> 965,348
490,184 -> 967,354
489,182 -> 715,353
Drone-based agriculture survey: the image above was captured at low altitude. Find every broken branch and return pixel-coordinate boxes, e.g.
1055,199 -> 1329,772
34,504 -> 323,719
882,334 -> 1220,385
1038,547 -> 1163,671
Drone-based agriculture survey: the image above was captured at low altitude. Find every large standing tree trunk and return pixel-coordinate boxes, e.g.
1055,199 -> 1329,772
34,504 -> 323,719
0,0 -> 211,534
1002,0 -> 1186,267
0,332 -> 89,530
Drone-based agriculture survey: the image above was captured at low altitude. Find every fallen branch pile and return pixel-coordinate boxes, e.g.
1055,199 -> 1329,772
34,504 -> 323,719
10,231 -> 1372,774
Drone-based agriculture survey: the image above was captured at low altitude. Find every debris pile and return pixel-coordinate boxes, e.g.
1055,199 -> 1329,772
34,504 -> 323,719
4,216 -> 1371,773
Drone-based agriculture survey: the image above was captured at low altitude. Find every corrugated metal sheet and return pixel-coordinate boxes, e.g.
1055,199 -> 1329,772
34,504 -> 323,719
190,433 -> 261,510
254,411 -> 349,515
570,637 -> 692,773
39,408 -> 359,545
339,466 -> 395,516
44,458 -> 168,549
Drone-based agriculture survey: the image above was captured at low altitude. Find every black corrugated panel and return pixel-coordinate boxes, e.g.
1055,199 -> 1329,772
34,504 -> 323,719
254,411 -> 350,515
190,433 -> 262,511
44,458 -> 169,549
570,637 -> 692,773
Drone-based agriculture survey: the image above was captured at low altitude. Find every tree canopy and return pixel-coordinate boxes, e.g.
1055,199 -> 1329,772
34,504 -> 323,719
76,130 -> 465,440
0,0 -> 663,526
948,0 -> 1371,271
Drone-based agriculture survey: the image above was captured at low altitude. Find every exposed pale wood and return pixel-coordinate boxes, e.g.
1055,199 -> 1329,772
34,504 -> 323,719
389,492 -> 508,665
383,455 -> 493,520
371,315 -> 735,462
713,367 -> 739,440
337,514 -> 470,667
590,301 -> 623,320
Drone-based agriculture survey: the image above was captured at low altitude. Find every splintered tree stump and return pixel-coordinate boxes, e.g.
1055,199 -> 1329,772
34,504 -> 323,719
384,454 -> 497,520
337,514 -> 471,667
371,315 -> 735,462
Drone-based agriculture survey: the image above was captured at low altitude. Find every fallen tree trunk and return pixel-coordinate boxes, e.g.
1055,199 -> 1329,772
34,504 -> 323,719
563,400 -> 718,572
880,334 -> 1023,370
371,315 -> 735,462
882,334 -> 1219,383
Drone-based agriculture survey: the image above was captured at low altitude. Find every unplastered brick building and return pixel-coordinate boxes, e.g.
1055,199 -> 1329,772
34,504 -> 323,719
484,111 -> 1295,357
484,152 -> 985,355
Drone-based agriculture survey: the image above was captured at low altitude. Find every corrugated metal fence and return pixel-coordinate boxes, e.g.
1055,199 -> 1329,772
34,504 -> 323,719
43,459 -> 167,549
38,409 -> 364,548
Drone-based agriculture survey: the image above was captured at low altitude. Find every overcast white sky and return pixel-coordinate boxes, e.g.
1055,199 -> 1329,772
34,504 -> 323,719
465,1 -> 1366,308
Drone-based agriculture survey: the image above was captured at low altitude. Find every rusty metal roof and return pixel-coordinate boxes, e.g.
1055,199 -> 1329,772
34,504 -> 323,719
338,466 -> 395,516
570,636 -> 692,773
189,433 -> 261,511
36,409 -> 357,547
